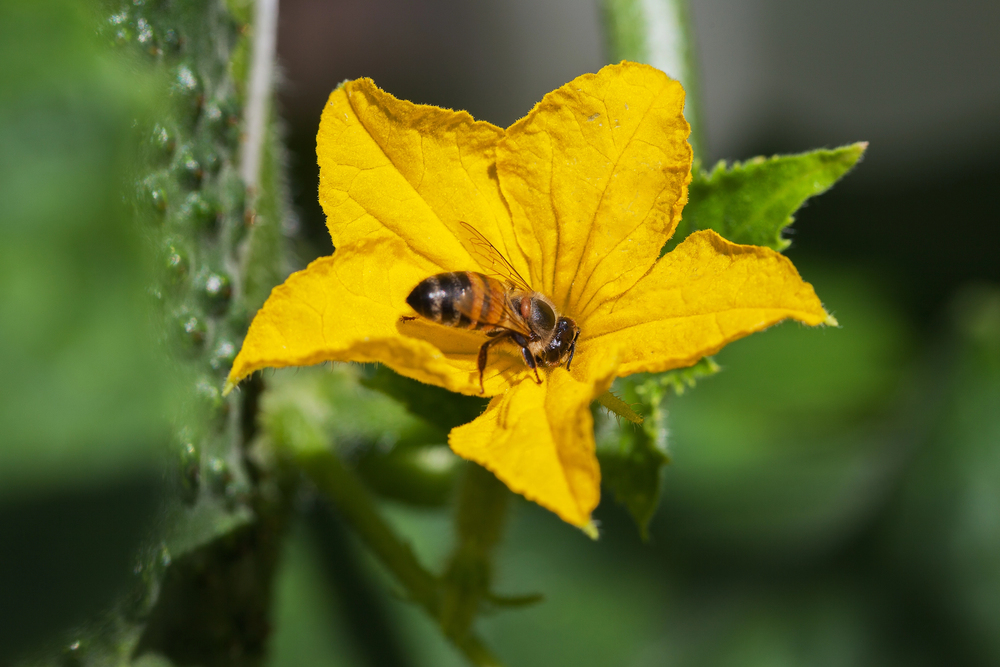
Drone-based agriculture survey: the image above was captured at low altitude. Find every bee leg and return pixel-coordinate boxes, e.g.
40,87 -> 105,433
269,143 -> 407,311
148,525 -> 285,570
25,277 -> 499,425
477,342 -> 489,394
565,330 -> 580,371
477,334 -> 509,394
523,351 -> 542,385
511,333 -> 542,385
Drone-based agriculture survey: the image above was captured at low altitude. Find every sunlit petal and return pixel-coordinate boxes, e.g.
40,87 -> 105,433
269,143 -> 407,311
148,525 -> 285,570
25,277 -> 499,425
497,62 -> 691,317
226,236 -> 530,396
576,230 -> 833,379
318,78 -> 524,274
449,354 -> 619,527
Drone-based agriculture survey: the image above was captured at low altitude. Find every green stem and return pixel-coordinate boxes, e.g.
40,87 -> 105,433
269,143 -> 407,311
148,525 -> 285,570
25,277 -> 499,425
259,368 -> 505,665
602,0 -> 705,161
596,390 -> 644,424
454,463 -> 509,557
296,448 -> 441,609
284,441 -> 504,666
441,463 -> 510,639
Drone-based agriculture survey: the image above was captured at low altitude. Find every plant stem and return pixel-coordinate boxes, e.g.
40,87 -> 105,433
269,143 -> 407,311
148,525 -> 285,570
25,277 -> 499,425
241,0 -> 279,197
291,445 -> 505,666
596,390 -> 644,424
441,463 -> 510,639
297,448 -> 441,609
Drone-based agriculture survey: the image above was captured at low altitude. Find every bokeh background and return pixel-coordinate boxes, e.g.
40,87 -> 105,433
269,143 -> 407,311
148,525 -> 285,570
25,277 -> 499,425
2,0 -> 998,665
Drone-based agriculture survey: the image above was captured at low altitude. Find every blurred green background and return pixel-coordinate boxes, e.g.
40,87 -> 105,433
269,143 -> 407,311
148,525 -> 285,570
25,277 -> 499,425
2,0 -> 999,666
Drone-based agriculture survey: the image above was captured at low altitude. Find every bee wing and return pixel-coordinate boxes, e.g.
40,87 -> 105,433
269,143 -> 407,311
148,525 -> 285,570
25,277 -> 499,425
450,273 -> 534,337
459,221 -> 532,293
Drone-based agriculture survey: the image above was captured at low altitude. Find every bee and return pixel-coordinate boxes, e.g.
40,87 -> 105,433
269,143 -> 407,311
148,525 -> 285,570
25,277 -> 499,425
405,222 -> 580,394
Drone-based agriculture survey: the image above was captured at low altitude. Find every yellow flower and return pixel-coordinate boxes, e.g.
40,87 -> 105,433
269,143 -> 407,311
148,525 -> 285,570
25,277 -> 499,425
225,61 -> 832,530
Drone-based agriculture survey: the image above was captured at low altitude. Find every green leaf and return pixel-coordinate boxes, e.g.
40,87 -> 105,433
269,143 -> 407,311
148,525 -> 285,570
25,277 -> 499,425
594,379 -> 668,539
665,142 -> 867,254
596,425 -> 665,541
595,359 -> 719,538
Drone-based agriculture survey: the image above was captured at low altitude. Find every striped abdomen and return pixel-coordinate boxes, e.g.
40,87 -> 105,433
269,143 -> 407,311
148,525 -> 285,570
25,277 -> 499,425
406,272 -> 513,331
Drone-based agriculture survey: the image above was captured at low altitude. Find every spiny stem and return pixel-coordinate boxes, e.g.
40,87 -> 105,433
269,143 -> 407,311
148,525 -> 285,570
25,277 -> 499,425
597,390 -> 644,424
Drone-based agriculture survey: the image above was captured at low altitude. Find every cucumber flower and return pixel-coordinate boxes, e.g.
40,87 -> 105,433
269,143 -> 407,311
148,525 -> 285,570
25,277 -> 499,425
225,62 -> 832,530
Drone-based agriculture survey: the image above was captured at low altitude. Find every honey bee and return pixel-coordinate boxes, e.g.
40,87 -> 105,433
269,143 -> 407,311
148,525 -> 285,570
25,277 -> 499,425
405,222 -> 580,394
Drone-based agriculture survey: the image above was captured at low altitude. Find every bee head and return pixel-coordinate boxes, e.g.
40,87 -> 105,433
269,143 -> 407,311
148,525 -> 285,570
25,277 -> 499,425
538,316 -> 580,368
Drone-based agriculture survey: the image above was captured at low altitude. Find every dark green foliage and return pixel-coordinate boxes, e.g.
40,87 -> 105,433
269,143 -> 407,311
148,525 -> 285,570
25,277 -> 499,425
134,523 -> 278,667
0,479 -> 162,664
885,286 -> 1000,663
107,1 -> 293,660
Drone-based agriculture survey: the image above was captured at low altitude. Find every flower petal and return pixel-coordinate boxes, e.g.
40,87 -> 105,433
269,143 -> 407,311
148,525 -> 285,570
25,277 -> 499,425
576,229 -> 834,379
496,61 -> 691,317
225,235 -> 532,396
318,78 -> 524,274
228,78 -> 543,396
448,355 -> 619,527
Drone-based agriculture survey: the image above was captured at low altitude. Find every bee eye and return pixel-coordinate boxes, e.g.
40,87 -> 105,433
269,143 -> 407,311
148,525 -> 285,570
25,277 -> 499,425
530,299 -> 556,333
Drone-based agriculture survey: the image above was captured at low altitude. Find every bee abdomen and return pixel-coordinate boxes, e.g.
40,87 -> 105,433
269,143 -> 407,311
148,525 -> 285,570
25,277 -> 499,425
406,272 -> 473,328
406,272 -> 502,330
